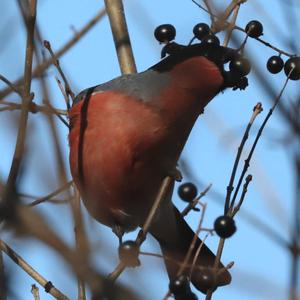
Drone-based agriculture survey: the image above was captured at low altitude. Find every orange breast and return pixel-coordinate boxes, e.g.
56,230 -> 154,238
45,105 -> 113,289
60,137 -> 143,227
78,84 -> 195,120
69,91 -> 170,229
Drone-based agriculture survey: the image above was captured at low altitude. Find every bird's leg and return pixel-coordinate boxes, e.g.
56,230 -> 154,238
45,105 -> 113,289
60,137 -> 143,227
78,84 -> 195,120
112,224 -> 124,245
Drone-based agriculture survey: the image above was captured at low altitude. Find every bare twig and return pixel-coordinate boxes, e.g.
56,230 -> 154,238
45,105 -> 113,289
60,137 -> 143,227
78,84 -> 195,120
70,188 -> 88,300
0,100 -> 67,115
108,176 -> 174,282
0,75 -> 21,96
189,233 -> 209,276
191,0 -> 295,57
44,40 -> 74,109
221,0 -> 247,22
138,176 -> 174,241
0,8 -> 106,100
163,203 -> 208,300
0,240 -> 69,300
28,181 -> 73,207
224,103 -> 263,214
104,0 -> 137,74
223,3 -> 241,47
31,284 -> 40,300
230,174 -> 252,217
206,74 -> 293,300
181,183 -> 212,217
3,0 -> 37,210
202,0 -> 215,26
231,75 -> 291,208
177,203 -> 207,276
55,77 -> 71,113
205,238 -> 225,300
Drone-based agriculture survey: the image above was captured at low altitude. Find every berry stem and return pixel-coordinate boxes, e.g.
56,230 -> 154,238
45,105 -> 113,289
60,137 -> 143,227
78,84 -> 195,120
224,103 -> 262,214
181,183 -> 212,217
223,3 -> 241,47
191,0 -> 296,57
230,74 -> 291,208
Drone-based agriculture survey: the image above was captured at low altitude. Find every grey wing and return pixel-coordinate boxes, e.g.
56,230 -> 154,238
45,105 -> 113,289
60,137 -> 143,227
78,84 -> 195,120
72,70 -> 170,106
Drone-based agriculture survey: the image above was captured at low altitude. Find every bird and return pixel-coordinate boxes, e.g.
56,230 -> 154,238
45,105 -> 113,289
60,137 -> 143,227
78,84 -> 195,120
68,41 -> 248,294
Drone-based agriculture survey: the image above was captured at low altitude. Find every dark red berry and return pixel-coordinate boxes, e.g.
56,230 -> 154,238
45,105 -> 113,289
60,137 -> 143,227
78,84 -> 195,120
192,269 -> 216,294
229,58 -> 251,76
178,183 -> 197,202
169,275 -> 190,296
118,240 -> 140,267
154,24 -> 176,43
284,56 -> 300,80
267,56 -> 284,74
214,216 -> 236,238
201,34 -> 220,46
245,20 -> 263,38
193,23 -> 210,40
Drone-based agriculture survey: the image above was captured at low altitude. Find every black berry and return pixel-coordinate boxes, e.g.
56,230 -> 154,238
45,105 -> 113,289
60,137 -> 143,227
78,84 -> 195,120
267,56 -> 284,74
169,275 -> 190,296
193,23 -> 210,40
154,24 -> 176,43
118,240 -> 140,267
193,270 -> 216,294
229,58 -> 251,76
284,56 -> 300,80
201,34 -> 220,46
178,183 -> 197,202
214,216 -> 236,238
245,20 -> 263,38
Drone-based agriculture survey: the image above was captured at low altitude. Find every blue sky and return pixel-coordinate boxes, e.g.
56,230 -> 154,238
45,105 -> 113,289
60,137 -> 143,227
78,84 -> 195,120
1,0 -> 299,299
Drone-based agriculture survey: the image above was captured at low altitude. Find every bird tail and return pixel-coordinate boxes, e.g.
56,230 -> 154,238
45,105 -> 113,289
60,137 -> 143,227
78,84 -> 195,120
150,205 -> 231,294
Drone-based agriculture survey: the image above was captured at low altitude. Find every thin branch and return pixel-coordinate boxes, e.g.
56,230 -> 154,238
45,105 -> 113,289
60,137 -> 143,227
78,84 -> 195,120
0,75 -> 22,96
223,3 -> 240,47
0,8 -> 106,100
206,74 -> 292,300
28,181 -> 73,207
0,240 -> 69,300
202,0 -> 215,26
177,203 -> 207,276
189,233 -> 209,277
70,188 -> 88,300
191,0 -> 295,57
181,183 -> 212,217
55,77 -> 71,114
107,176 -> 174,282
104,0 -> 137,74
221,0 -> 247,21
0,99 -> 67,115
31,284 -> 40,300
224,103 -> 263,214
44,41 -> 74,109
139,176 -> 174,241
163,203 -> 208,300
205,238 -> 225,300
3,0 -> 37,209
231,75 -> 291,207
230,174 -> 252,217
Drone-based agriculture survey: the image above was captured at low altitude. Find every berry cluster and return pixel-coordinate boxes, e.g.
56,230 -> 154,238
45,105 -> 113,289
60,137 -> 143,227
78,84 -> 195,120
178,183 -> 236,239
153,21 -> 300,81
244,20 -> 300,80
154,23 -> 251,91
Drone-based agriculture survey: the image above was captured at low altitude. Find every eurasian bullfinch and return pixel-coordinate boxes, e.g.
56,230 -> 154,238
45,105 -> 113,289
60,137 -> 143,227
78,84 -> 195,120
68,42 -> 248,294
